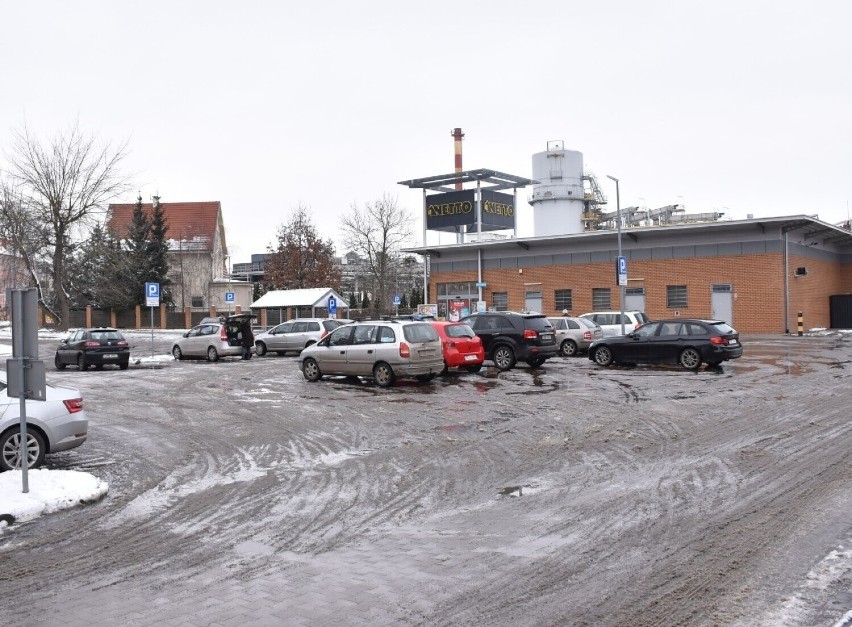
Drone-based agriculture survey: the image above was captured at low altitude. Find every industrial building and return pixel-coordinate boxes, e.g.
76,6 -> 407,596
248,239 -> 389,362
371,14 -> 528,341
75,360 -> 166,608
401,140 -> 852,333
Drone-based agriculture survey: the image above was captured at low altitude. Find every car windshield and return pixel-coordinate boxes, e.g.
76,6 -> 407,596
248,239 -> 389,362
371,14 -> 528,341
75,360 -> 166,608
445,323 -> 475,339
711,322 -> 736,335
577,318 -> 599,329
403,323 -> 439,343
524,317 -> 552,331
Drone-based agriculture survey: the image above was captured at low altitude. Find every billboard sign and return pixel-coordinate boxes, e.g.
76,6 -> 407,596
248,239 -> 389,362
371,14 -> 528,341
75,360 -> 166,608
425,189 -> 516,232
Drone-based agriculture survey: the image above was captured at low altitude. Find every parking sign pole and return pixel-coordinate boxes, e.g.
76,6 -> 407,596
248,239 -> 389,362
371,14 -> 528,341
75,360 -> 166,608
151,306 -> 155,360
12,291 -> 29,492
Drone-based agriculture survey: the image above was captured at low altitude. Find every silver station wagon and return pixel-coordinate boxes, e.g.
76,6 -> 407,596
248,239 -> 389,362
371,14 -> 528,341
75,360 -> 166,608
254,318 -> 341,356
298,321 -> 443,387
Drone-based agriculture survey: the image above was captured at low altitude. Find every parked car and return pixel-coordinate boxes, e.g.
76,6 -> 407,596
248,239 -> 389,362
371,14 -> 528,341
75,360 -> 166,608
579,310 -> 651,337
0,372 -> 89,471
588,318 -> 743,370
171,313 -> 255,362
460,312 -> 558,370
547,316 -> 604,356
430,321 -> 485,374
54,327 -> 130,371
254,318 -> 341,356
298,321 -> 443,387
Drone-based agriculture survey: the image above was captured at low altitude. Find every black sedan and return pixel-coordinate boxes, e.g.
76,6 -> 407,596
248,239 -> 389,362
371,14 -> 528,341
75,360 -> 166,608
588,318 -> 742,370
55,327 -> 130,370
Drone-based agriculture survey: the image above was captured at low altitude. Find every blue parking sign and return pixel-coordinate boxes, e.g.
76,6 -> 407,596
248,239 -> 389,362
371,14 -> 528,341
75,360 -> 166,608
328,296 -> 337,314
145,282 -> 160,307
225,292 -> 235,303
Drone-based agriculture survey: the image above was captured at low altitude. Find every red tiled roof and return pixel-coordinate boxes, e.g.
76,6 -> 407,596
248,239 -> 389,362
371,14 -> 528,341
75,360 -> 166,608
106,201 -> 221,251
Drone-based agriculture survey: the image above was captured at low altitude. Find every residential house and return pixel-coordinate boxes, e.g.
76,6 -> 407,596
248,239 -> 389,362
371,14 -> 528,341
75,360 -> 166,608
106,198 -> 252,312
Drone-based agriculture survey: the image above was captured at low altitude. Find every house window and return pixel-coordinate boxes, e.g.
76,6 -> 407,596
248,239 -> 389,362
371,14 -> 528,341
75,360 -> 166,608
491,292 -> 508,311
554,289 -> 572,311
592,288 -> 611,310
191,296 -> 204,308
667,285 -> 688,308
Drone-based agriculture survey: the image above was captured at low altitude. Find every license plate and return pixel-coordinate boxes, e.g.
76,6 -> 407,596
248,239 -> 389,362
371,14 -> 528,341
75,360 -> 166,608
464,354 -> 478,361
541,334 -> 552,340
728,340 -> 738,346
103,353 -> 118,359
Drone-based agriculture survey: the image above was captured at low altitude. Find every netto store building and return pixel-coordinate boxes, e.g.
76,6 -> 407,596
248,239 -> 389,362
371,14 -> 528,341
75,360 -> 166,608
400,164 -> 852,333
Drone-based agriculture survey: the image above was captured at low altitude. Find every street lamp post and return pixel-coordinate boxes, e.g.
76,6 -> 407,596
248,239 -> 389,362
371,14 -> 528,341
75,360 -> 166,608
606,175 -> 626,335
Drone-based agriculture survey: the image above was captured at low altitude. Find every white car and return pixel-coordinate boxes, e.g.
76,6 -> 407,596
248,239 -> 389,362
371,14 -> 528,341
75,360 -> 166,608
254,318 -> 341,356
579,310 -> 651,337
1,373 -> 89,471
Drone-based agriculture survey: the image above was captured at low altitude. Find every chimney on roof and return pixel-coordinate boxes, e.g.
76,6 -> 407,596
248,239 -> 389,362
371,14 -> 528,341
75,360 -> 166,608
152,195 -> 160,209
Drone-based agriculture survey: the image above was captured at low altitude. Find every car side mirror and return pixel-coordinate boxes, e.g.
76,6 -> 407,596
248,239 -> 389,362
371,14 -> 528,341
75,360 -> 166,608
183,332 -> 189,338
60,339 -> 68,345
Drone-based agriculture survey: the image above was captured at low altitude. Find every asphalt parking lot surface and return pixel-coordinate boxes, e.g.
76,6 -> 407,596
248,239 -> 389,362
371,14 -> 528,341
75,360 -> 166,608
1,332 -> 850,626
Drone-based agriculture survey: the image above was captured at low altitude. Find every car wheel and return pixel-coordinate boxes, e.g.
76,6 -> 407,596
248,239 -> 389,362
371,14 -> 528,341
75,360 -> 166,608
527,357 -> 546,368
679,348 -> 702,370
255,342 -> 267,357
54,353 -> 67,370
77,354 -> 89,371
373,362 -> 396,388
593,345 -> 614,366
302,358 -> 322,382
492,346 -> 516,371
560,339 -> 578,357
0,427 -> 46,471
95,364 -> 104,370
206,346 -> 219,362
706,360 -> 722,367
172,346 -> 183,360
416,373 -> 436,382
439,361 -> 449,376
465,364 -> 483,373
119,361 -> 129,370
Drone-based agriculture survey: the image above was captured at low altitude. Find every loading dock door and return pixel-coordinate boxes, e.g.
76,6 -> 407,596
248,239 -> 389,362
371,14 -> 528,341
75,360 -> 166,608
711,284 -> 733,324
829,294 -> 852,329
624,287 -> 645,312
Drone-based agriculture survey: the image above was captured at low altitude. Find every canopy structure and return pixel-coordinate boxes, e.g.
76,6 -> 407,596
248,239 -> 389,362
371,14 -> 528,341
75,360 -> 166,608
250,288 -> 348,318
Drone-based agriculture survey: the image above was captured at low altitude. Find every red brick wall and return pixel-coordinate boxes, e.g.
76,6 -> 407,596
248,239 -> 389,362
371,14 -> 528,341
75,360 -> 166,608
430,252 -> 850,333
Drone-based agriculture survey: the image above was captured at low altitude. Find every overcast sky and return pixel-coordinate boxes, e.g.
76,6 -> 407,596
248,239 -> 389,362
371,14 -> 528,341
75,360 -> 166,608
2,1 -> 850,262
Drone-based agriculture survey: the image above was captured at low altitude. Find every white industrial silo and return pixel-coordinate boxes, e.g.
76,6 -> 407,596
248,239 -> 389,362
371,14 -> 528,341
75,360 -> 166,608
528,140 -> 586,236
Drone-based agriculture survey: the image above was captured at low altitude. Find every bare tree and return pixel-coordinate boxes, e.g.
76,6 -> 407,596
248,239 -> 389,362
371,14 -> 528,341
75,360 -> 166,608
265,206 -> 340,291
3,122 -> 129,329
339,194 -> 413,317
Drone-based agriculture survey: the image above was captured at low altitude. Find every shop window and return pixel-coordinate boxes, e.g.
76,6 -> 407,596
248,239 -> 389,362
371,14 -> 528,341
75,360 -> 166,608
667,285 -> 688,308
554,289 -> 572,311
592,288 -> 611,310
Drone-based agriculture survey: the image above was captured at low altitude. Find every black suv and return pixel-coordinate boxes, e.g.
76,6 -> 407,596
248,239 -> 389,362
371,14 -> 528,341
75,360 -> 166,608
461,312 -> 558,370
55,327 -> 130,371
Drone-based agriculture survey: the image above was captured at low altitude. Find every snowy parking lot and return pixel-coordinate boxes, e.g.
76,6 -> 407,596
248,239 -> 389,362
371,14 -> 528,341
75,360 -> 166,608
1,330 -> 850,626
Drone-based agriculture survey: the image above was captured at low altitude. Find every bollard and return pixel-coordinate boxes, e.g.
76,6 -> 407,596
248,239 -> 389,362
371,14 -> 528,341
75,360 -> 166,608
797,311 -> 804,336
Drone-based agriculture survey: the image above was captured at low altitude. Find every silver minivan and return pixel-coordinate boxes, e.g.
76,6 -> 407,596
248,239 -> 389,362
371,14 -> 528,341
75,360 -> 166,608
298,321 -> 443,387
579,310 -> 651,337
254,318 -> 340,356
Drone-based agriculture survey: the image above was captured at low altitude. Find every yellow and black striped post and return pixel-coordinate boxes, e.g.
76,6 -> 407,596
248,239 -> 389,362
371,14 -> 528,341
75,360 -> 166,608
797,311 -> 804,336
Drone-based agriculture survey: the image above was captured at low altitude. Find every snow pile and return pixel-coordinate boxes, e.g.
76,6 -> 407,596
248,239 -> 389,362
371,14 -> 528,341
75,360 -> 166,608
0,469 -> 108,533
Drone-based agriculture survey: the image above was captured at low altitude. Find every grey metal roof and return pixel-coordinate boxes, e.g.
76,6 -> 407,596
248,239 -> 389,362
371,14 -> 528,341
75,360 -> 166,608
402,215 -> 852,255
398,168 -> 538,193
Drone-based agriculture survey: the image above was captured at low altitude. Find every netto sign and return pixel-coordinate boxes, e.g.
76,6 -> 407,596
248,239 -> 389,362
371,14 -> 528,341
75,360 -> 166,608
425,189 -> 515,232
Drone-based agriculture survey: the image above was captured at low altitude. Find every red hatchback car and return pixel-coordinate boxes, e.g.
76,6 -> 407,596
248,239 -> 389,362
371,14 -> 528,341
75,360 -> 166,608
430,321 -> 485,375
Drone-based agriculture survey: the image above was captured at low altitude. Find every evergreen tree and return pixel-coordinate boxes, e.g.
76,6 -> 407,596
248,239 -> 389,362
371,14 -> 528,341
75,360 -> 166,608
146,200 -> 173,307
400,292 -> 409,309
361,292 -> 370,309
125,195 -> 153,306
